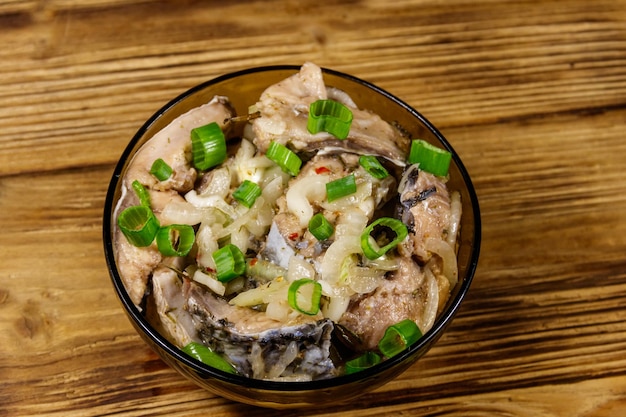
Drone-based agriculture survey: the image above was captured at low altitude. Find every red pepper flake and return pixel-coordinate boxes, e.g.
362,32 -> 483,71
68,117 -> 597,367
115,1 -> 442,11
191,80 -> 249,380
315,166 -> 331,175
205,267 -> 215,273
249,258 -> 258,266
288,232 -> 299,241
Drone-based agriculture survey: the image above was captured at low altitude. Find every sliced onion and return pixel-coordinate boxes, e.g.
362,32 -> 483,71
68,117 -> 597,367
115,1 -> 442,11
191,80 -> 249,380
185,190 -> 238,219
261,176 -> 285,203
287,256 -> 316,282
421,266 -> 439,333
318,278 -> 352,298
229,226 -> 250,254
425,237 -> 458,287
193,269 -> 226,296
322,295 -> 350,322
235,139 -> 272,183
265,300 -> 291,322
286,174 -> 329,227
195,223 -> 219,270
347,266 -> 385,294
201,167 -> 232,198
447,191 -> 462,247
229,284 -> 267,307
216,196 -> 264,240
362,255 -> 400,271
160,200 -> 208,225
320,236 -> 362,284
245,202 -> 273,237
229,278 -> 288,307
333,208 -> 369,240
260,165 -> 291,189
224,276 -> 245,296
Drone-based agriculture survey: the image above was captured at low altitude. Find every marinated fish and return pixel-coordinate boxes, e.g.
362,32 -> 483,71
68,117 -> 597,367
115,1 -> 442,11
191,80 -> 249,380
113,62 -> 461,380
114,96 -> 234,306
253,61 -> 409,163
186,280 -> 336,380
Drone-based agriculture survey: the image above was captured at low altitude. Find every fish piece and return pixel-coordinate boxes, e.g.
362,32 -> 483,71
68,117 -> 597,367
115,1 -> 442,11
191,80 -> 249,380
114,189 -> 187,306
114,96 -> 235,306
252,62 -> 409,163
148,262 -> 199,347
185,281 -> 337,381
261,220 -> 298,269
338,258 -> 428,350
338,166 -> 457,348
125,96 -> 234,193
114,227 -> 162,307
397,165 -> 453,262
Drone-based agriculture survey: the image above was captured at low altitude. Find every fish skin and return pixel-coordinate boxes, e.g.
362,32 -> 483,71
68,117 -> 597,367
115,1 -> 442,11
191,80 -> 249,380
252,62 -> 408,163
185,281 -> 338,380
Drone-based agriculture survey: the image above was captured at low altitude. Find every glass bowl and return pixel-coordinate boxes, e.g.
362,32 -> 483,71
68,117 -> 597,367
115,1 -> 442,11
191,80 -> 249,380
103,65 -> 481,408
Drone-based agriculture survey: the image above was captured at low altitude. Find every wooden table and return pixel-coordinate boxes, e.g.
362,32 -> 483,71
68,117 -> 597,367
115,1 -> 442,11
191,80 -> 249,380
2,1 -> 626,415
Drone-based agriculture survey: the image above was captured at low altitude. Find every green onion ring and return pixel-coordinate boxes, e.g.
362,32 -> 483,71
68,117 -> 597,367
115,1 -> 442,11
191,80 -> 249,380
408,139 -> 452,177
266,141 -> 302,176
378,319 -> 422,358
288,278 -> 322,315
345,351 -> 382,374
213,244 -> 246,283
232,180 -> 262,208
156,224 -> 195,257
149,158 -> 173,181
131,180 -> 151,207
182,342 -> 237,374
360,217 -> 408,260
359,155 -> 389,179
191,122 -> 227,171
308,213 -> 334,241
326,174 -> 357,202
117,205 -> 160,247
307,99 -> 353,140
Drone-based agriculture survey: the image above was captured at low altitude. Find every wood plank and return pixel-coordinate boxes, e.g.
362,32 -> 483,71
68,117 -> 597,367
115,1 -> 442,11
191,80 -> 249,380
1,1 -> 625,175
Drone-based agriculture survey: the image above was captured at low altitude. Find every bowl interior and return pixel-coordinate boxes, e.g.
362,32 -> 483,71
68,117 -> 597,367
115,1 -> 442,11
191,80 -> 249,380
103,65 -> 480,408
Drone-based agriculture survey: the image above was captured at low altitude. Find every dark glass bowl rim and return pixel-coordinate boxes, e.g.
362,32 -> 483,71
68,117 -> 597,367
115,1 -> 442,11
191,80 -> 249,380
103,64 -> 481,392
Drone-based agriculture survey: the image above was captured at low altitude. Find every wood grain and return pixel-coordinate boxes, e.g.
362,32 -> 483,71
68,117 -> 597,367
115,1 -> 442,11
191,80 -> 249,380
1,0 -> 626,415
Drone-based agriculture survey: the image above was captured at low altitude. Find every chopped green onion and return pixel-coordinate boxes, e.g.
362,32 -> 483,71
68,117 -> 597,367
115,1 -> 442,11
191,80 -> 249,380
308,213 -> 334,241
117,205 -> 160,247
149,158 -> 173,181
408,139 -> 452,177
232,180 -> 262,208
131,180 -> 151,207
360,217 -> 408,260
307,99 -> 353,140
326,174 -> 357,202
156,224 -> 195,257
191,122 -> 227,171
266,141 -> 302,176
288,278 -> 322,315
245,258 -> 287,282
345,352 -> 382,374
378,319 -> 422,358
359,155 -> 389,179
182,342 -> 237,374
212,244 -> 246,283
